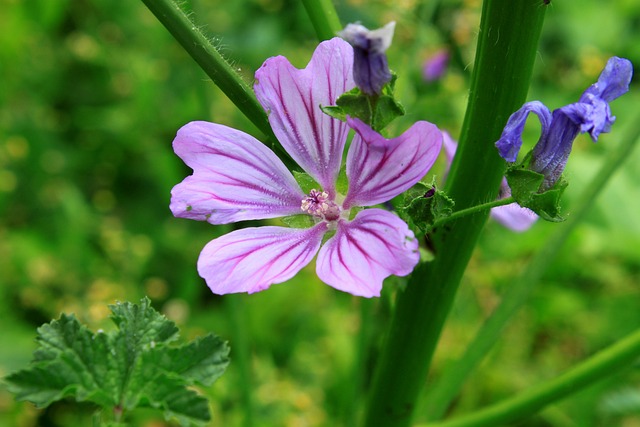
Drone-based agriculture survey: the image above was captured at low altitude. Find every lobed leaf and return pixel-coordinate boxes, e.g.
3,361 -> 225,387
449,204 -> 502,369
4,297 -> 230,426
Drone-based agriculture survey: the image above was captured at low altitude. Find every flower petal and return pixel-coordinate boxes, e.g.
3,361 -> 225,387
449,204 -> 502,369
495,101 -> 552,162
170,121 -> 305,224
339,22 -> 396,95
442,130 -> 457,163
530,109 -> 580,189
581,56 -> 633,103
342,117 -> 442,209
198,224 -> 327,295
316,209 -> 419,297
491,203 -> 538,232
254,38 -> 355,195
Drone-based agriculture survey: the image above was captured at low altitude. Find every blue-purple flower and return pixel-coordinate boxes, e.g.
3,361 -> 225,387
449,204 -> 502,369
339,22 -> 395,95
442,131 -> 537,232
496,57 -> 633,190
170,38 -> 442,297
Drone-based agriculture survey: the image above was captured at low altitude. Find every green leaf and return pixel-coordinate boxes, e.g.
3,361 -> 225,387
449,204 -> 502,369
398,181 -> 455,234
320,74 -> 405,132
373,95 -> 405,131
336,90 -> 373,123
141,374 -> 211,425
292,170 -> 320,194
5,297 -> 230,426
151,334 -> 231,387
505,167 -> 567,222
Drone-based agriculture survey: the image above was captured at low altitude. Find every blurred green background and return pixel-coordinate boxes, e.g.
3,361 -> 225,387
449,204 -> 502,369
1,0 -> 639,426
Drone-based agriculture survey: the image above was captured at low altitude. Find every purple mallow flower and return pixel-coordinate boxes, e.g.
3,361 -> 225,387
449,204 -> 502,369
423,49 -> 449,82
496,57 -> 633,190
170,38 -> 442,297
339,22 -> 395,95
442,131 -> 537,232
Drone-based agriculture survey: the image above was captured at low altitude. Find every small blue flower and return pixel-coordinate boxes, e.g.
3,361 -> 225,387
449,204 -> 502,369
339,22 -> 395,96
496,57 -> 633,190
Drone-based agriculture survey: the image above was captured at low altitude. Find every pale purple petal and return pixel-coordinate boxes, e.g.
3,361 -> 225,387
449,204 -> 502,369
342,117 -> 442,209
254,38 -> 355,195
198,224 -> 327,295
170,121 -> 305,224
442,130 -> 457,163
423,49 -> 449,82
580,57 -> 633,103
316,209 -> 419,297
491,203 -> 538,232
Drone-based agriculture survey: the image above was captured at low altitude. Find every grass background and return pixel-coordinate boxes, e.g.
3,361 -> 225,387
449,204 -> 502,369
0,0 -> 639,426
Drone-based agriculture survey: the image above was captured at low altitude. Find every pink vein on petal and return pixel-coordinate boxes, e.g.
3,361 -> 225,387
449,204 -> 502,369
170,121 -> 305,224
343,118 -> 442,209
198,223 -> 327,295
316,209 -> 419,297
255,38 -> 355,195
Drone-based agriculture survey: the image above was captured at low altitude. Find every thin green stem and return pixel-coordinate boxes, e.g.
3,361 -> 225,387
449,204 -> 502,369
420,327 -> 640,427
141,0 -> 293,166
432,197 -> 515,229
424,114 -> 640,420
302,0 -> 343,40
361,2 -> 547,426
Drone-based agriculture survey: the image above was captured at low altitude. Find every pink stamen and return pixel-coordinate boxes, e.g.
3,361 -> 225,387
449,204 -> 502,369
301,189 -> 341,221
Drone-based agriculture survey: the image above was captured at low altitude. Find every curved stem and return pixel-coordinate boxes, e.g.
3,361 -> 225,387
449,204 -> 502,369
432,197 -> 515,229
424,114 -> 640,420
361,2 -> 547,426
140,0 -> 293,166
420,327 -> 640,427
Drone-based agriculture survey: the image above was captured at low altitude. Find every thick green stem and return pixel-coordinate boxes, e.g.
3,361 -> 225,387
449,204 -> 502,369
421,327 -> 640,427
361,2 -> 547,426
424,115 -> 640,420
302,0 -> 343,40
140,0 -> 292,165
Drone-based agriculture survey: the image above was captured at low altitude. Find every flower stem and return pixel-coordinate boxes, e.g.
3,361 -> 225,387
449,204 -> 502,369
140,0 -> 293,165
361,2 -> 547,426
420,327 -> 640,427
424,114 -> 640,420
432,197 -> 515,229
302,0 -> 342,40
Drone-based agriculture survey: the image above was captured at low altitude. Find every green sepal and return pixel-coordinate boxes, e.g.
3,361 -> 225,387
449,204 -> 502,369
5,297 -> 230,426
320,73 -> 405,132
526,178 -> 568,222
335,164 -> 349,195
505,165 -> 567,222
397,180 -> 455,235
373,94 -> 405,131
292,170 -> 320,194
281,214 -> 315,229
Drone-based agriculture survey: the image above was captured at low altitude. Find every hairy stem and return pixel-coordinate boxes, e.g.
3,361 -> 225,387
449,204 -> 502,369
302,0 -> 343,40
424,114 -> 640,419
361,2 -> 547,426
141,0 -> 293,165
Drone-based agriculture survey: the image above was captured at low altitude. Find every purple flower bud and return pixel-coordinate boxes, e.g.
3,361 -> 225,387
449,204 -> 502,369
423,49 -> 449,82
495,57 -> 633,190
339,22 -> 395,95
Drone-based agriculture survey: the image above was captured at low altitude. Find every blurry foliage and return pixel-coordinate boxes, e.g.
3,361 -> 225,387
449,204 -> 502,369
0,0 -> 639,426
